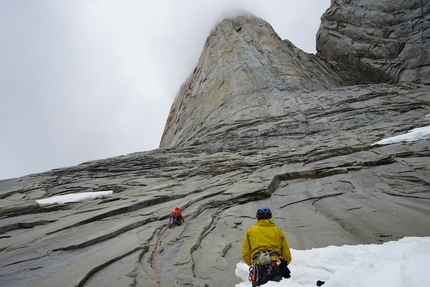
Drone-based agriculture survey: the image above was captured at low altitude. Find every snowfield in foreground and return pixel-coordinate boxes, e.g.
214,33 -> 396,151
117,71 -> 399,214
235,237 -> 430,287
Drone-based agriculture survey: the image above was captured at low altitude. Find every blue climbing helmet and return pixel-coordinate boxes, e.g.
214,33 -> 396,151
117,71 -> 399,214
256,207 -> 272,220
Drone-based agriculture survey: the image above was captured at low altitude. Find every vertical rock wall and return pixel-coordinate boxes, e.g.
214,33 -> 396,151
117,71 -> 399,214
160,16 -> 348,149
317,0 -> 430,84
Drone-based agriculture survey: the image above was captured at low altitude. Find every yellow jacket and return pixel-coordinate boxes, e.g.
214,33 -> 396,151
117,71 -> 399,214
242,218 -> 292,266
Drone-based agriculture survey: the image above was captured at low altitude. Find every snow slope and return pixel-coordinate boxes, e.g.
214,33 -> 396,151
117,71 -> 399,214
235,237 -> 430,287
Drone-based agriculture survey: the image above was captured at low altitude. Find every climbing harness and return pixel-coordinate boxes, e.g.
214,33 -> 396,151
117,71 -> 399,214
251,250 -> 279,265
169,214 -> 182,227
152,225 -> 172,287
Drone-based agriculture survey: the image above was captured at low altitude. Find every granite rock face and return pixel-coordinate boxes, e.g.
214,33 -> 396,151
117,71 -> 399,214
1,3 -> 430,287
317,0 -> 430,84
160,16 -> 350,149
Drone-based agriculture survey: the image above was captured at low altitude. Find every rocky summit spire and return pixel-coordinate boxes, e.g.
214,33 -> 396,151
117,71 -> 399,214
161,1 -> 430,150
160,16 -> 349,149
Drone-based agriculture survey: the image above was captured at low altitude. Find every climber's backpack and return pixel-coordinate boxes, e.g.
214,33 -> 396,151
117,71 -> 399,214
249,251 -> 291,285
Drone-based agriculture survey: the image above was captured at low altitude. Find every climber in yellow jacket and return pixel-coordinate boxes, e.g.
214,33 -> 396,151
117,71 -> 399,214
242,207 -> 292,286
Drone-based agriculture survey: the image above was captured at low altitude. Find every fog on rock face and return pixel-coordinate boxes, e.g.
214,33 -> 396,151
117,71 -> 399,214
1,1 -> 430,287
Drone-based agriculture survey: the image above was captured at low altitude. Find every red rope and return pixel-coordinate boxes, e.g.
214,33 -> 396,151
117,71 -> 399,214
152,226 -> 172,287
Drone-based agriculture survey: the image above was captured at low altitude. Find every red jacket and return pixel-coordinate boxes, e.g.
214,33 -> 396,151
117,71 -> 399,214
170,207 -> 185,222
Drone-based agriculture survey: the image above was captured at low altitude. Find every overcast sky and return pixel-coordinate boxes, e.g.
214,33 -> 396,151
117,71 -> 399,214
0,0 -> 330,180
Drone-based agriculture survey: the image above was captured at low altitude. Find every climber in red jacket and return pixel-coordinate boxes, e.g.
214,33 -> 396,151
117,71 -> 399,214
169,207 -> 185,228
